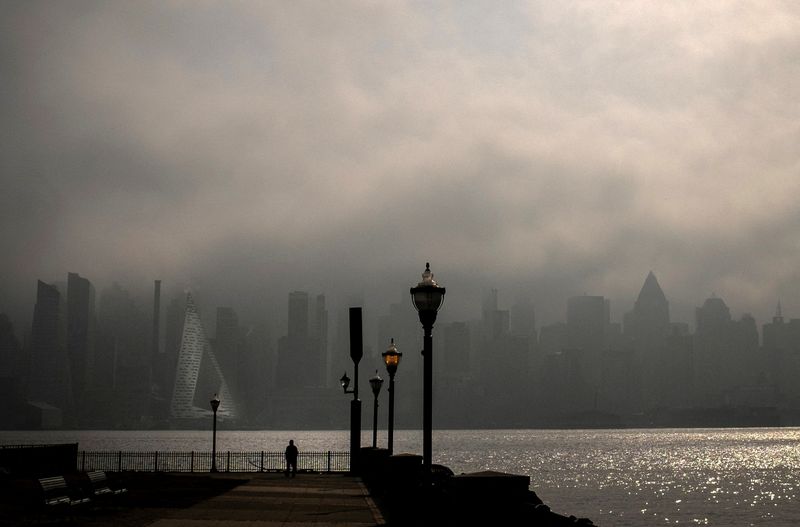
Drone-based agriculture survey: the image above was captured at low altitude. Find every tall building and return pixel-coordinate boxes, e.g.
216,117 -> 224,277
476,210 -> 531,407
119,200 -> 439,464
475,289 -> 531,423
762,303 -> 800,405
170,293 -> 238,420
215,307 -> 241,378
94,282 -> 151,426
624,272 -> 671,410
624,271 -> 670,343
288,292 -> 309,339
566,295 -> 608,391
693,295 -> 733,406
510,299 -> 536,340
442,322 -> 471,375
0,314 -> 22,380
276,291 -> 326,391
241,321 -> 273,423
277,292 -> 307,392
312,294 -> 328,387
27,280 -> 72,423
66,272 -> 96,402
151,280 -> 161,376
538,322 -> 567,356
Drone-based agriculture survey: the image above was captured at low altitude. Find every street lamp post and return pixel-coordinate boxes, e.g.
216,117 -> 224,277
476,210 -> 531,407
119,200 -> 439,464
210,394 -> 220,473
368,371 -> 384,448
381,339 -> 402,455
410,262 -> 445,475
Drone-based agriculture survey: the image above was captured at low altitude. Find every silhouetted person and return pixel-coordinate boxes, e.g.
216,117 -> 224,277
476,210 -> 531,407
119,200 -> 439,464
285,439 -> 298,477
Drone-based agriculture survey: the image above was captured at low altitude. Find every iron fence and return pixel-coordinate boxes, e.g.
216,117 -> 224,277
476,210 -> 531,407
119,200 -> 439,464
77,450 -> 349,473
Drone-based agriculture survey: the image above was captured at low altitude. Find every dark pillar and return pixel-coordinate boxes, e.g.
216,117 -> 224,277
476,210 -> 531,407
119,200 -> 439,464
387,373 -> 395,455
349,308 -> 363,473
423,325 -> 433,473
210,409 -> 218,472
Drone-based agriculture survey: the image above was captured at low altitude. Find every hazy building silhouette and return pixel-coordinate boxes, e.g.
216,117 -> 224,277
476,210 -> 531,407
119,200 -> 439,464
0,313 -> 23,380
624,272 -> 670,410
151,280 -> 161,384
66,272 -> 96,404
93,282 -> 151,426
214,306 -> 246,417
730,313 -> 761,398
538,322 -> 567,356
659,324 -> 694,408
762,303 -> 800,406
0,314 -> 33,429
312,294 -> 328,387
27,280 -> 72,425
694,295 -> 734,406
566,295 -> 608,392
433,321 -> 477,427
692,298 -> 760,407
215,306 -> 241,383
442,322 -> 471,375
598,348 -> 640,416
240,321 -> 273,423
624,272 -> 670,339
288,291 -> 309,339
475,290 -> 532,423
276,291 -> 326,392
510,299 -> 536,340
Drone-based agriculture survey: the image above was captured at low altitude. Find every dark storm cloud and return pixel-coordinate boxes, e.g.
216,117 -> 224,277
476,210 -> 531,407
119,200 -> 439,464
2,1 -> 800,330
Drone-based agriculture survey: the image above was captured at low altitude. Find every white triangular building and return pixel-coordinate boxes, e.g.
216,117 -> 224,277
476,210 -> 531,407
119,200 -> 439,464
170,293 -> 238,420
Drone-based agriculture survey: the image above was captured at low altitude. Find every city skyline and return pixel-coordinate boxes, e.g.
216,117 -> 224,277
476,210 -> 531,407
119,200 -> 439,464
3,267 -> 800,429
1,268 -> 795,341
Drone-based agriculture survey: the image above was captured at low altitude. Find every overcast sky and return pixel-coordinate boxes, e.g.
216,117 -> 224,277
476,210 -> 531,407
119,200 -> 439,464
2,1 -> 799,333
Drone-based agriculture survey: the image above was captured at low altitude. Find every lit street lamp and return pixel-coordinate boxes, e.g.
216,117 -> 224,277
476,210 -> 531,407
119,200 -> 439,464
381,339 -> 402,455
368,371 -> 384,448
410,262 -> 445,475
210,394 -> 220,473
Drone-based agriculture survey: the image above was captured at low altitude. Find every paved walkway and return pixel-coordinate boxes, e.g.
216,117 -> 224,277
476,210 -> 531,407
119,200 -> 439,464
146,473 -> 384,527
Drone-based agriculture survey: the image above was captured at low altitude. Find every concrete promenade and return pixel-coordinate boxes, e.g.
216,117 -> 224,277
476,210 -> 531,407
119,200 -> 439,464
3,472 -> 385,527
138,473 -> 384,527
145,473 -> 384,527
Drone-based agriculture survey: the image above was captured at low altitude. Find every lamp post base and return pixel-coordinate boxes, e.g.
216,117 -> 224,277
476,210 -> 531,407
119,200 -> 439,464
350,398 -> 362,474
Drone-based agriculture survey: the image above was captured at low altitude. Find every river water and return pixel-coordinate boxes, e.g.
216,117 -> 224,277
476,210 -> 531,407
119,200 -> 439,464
3,427 -> 799,526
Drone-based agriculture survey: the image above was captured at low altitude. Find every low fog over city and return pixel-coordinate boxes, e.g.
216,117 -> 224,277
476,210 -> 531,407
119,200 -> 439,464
2,2 -> 800,429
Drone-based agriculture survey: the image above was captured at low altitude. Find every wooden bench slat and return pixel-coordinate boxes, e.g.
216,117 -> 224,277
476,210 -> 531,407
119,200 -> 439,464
38,475 -> 91,509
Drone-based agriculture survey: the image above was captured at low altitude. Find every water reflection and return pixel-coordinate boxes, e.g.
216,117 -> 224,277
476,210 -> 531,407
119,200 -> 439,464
2,427 -> 799,525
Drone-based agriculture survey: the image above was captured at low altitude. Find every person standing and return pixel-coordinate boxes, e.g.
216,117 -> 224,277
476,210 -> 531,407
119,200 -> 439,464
285,439 -> 298,478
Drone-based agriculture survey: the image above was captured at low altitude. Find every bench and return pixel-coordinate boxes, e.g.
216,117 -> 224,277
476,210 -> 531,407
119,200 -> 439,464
38,475 -> 91,508
86,470 -> 128,498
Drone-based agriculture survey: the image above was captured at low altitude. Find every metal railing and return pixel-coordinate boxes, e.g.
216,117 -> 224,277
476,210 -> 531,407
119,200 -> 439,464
78,450 -> 350,473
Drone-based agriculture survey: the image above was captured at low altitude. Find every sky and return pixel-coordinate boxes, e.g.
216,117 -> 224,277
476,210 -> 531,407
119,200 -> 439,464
2,1 -> 800,333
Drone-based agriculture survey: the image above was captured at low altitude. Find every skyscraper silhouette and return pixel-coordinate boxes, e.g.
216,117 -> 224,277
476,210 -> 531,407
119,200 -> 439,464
277,291 -> 327,391
28,280 -> 73,424
67,272 -> 96,403
624,271 -> 670,409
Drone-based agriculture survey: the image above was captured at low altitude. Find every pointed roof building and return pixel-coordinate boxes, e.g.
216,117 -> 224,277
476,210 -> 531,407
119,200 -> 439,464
625,271 -> 670,342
